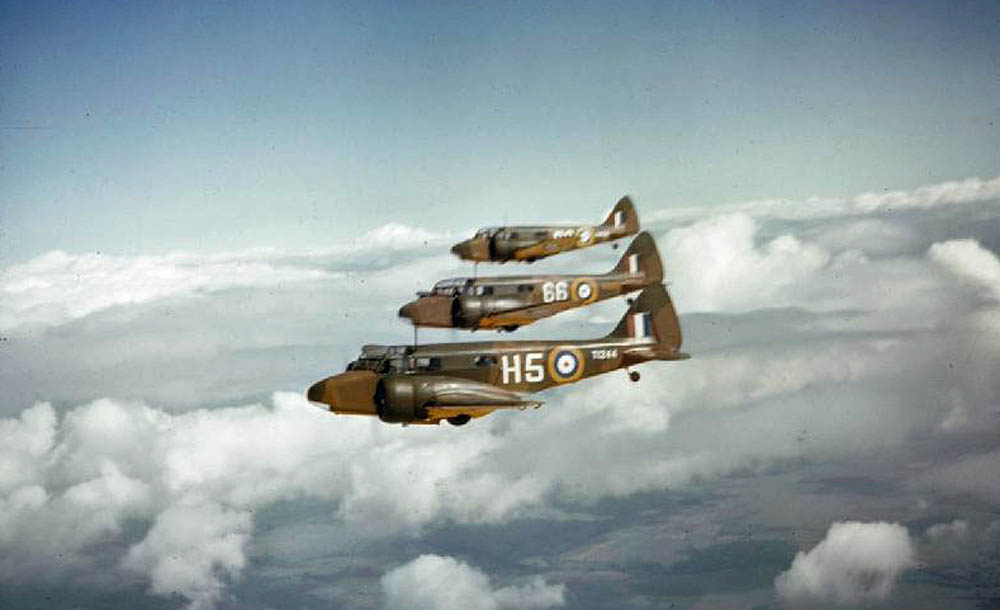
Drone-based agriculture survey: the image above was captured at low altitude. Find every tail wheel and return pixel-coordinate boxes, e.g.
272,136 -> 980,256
629,370 -> 640,383
447,414 -> 471,426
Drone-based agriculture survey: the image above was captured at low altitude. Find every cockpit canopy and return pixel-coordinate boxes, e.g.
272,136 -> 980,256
431,277 -> 474,296
474,227 -> 501,238
346,344 -> 441,375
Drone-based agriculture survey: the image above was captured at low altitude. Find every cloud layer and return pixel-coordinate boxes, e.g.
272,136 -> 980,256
2,176 -> 1000,609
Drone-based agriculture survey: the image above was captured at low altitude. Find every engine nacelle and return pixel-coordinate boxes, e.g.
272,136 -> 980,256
453,296 -> 484,326
489,236 -> 518,260
375,375 -> 434,423
454,295 -> 524,327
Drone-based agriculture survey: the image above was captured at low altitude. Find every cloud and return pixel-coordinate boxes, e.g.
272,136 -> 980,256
122,501 -> 252,610
661,213 -> 830,313
381,554 -> 565,610
0,222 -> 454,333
0,249 -> 330,332
925,519 -> 968,544
928,238 -> 1000,302
0,394 -> 554,607
774,521 -> 916,606
852,176 -> 1000,213
2,175 -> 1000,608
650,174 -> 1000,222
358,222 -> 440,248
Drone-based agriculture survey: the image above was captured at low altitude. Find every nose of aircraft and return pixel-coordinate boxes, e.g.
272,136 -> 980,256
398,302 -> 414,320
307,379 -> 327,404
450,241 -> 466,257
305,371 -> 380,416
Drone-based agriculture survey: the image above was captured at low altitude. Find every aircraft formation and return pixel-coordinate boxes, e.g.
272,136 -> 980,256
307,197 -> 688,426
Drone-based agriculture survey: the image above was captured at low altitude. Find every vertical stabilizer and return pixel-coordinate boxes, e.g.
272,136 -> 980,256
606,284 -> 683,354
609,231 -> 663,281
601,196 -> 640,235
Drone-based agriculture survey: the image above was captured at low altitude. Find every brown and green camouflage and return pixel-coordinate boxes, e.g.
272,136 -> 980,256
400,232 -> 663,331
308,283 -> 687,426
450,196 -> 639,263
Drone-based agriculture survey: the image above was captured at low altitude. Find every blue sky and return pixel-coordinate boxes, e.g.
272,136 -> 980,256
2,0 -> 999,261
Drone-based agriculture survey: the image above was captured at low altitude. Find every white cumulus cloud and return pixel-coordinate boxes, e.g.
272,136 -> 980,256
381,554 -> 565,610
775,521 -> 916,606
928,239 -> 1000,302
662,213 -> 830,312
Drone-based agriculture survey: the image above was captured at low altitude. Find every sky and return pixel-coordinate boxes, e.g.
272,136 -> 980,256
2,2 -> 1000,610
3,1 -> 1000,260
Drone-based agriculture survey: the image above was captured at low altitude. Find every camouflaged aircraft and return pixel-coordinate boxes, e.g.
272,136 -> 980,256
399,231 -> 663,332
450,196 -> 639,263
307,283 -> 687,426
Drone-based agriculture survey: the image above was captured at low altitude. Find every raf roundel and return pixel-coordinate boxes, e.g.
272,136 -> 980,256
547,346 -> 585,383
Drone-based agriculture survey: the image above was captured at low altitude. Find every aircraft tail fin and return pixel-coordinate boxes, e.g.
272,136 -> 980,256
606,283 -> 684,357
600,196 -> 640,234
608,231 -> 663,281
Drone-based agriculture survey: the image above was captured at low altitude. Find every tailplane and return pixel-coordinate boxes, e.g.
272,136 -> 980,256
600,196 -> 640,235
608,231 -> 663,281
606,283 -> 685,358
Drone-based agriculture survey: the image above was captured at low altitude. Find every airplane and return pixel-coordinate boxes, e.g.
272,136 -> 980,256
307,283 -> 687,426
399,231 -> 663,332
450,196 -> 639,263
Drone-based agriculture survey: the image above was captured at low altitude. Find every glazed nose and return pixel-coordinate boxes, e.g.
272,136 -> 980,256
307,380 -> 327,404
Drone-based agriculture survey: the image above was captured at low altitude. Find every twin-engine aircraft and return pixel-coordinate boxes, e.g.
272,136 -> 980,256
451,196 -> 639,263
400,232 -> 662,332
307,283 -> 688,426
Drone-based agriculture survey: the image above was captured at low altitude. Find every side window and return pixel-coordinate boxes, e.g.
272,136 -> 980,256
476,285 -> 494,296
474,355 -> 497,367
535,231 -> 547,238
518,284 -> 533,293
415,357 -> 441,371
